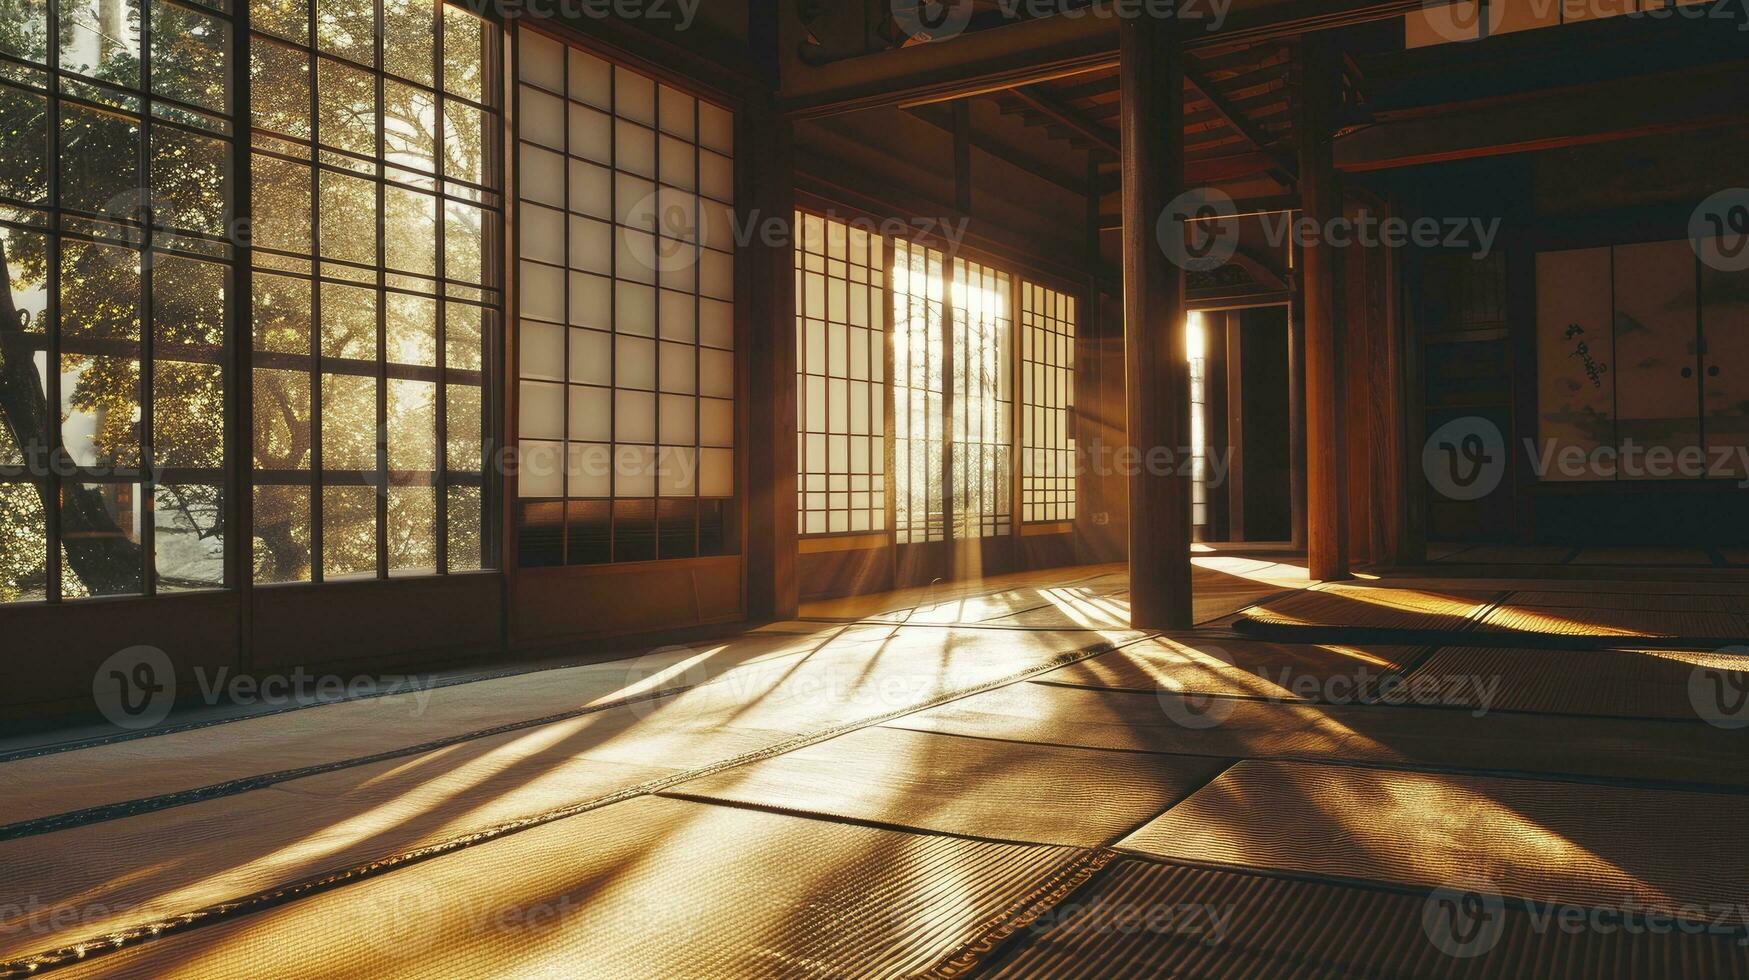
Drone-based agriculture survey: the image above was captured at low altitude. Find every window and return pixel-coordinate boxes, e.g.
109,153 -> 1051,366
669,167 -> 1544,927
795,211 -> 885,536
892,239 -> 944,544
250,0 -> 499,584
950,258 -> 1011,539
513,27 -> 736,566
1020,282 -> 1075,524
1,0 -> 235,601
1188,311 -> 1209,530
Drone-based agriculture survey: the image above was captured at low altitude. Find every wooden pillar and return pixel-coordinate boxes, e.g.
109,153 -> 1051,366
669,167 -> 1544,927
745,2 -> 797,619
1297,39 -> 1349,581
1225,309 -> 1247,543
1289,277 -> 1307,550
1119,12 -> 1193,629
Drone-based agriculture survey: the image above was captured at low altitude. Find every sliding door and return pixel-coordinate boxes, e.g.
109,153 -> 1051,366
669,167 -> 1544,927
1613,240 -> 1699,475
1702,255 -> 1749,480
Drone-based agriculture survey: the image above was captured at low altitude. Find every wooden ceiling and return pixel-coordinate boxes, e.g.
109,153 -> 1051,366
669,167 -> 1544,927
985,39 -> 1302,194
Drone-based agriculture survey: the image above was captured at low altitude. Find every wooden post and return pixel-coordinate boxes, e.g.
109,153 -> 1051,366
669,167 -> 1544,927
1298,38 -> 1349,581
1119,11 -> 1193,629
745,3 -> 798,619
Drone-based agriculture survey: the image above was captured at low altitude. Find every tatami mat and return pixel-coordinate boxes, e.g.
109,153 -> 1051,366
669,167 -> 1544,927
1477,604 -> 1749,641
666,726 -> 1229,847
1237,585 -> 1496,633
888,680 -> 1749,788
1120,760 -> 1749,913
43,796 -> 1091,980
0,708 -> 785,961
1395,646 -> 1748,719
1037,636 -> 1417,702
1571,547 -> 1714,566
2,624 -> 1135,836
1504,590 -> 1749,612
982,858 -> 1749,979
0,623 -> 863,827
1438,544 -> 1577,565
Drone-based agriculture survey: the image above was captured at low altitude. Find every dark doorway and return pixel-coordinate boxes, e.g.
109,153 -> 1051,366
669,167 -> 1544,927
1232,306 -> 1294,542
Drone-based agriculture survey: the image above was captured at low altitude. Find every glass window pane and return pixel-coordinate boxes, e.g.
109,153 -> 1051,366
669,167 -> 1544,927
388,379 -> 435,471
446,383 -> 482,470
151,0 -> 229,113
318,57 -> 378,156
253,368 -> 312,470
388,484 -> 435,574
321,372 -> 378,470
0,0 -> 48,64
446,302 -> 483,371
154,484 -> 223,591
0,85 -> 50,204
383,0 -> 435,86
254,484 -> 312,583
385,185 -> 438,275
386,291 -> 437,366
252,155 -> 313,254
60,103 -> 140,216
322,484 -> 377,578
60,0 -> 142,86
443,5 -> 487,102
255,0 -> 310,45
319,169 -> 379,266
384,80 -> 438,172
60,240 -> 141,341
446,485 -> 481,571
154,359 -> 224,469
316,0 -> 376,67
63,482 -> 143,597
151,125 -> 228,235
320,280 -> 376,358
0,482 -> 48,603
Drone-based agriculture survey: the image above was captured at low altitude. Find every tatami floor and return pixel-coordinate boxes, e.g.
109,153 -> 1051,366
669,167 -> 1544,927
2,551 -> 1747,977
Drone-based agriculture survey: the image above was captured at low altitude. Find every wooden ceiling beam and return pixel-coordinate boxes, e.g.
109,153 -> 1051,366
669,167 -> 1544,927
1184,63 -> 1298,184
1009,85 -> 1121,156
782,0 -> 1465,118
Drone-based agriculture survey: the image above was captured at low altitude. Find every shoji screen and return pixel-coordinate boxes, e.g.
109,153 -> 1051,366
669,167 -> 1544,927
514,29 -> 736,566
795,212 -> 885,536
250,0 -> 500,583
950,258 -> 1011,540
1020,282 -> 1075,524
1188,311 -> 1210,529
892,240 -> 944,544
